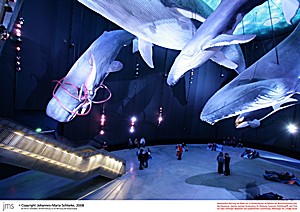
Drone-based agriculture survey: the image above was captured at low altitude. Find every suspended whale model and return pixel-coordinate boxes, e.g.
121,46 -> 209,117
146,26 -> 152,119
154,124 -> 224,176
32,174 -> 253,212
46,30 -> 135,122
78,0 -> 246,74
167,0 -> 300,85
200,22 -> 300,128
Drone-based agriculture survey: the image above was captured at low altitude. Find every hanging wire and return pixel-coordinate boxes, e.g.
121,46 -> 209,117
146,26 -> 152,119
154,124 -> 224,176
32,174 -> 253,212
182,3 -> 197,135
132,55 -> 139,116
267,0 -> 279,64
253,13 -> 267,54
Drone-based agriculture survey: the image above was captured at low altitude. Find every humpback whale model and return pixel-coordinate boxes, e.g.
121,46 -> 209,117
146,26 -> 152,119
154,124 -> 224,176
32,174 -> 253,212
46,30 -> 135,122
200,22 -> 300,128
78,0 -> 246,74
167,0 -> 300,85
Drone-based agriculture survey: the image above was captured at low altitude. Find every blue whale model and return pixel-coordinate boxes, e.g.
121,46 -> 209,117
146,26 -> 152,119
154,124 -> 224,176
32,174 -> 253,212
200,22 -> 300,128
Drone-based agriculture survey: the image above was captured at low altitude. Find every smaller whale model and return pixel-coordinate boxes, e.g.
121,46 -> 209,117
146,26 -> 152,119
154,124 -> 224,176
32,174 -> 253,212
46,30 -> 135,122
200,21 -> 300,128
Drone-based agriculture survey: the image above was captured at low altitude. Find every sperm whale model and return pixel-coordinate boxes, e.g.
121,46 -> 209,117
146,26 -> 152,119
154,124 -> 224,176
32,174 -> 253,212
46,30 -> 135,122
200,22 -> 300,128
167,0 -> 300,86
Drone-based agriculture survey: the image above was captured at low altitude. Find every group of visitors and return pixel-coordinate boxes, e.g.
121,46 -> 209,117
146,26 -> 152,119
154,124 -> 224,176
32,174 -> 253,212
137,148 -> 152,170
128,137 -> 146,149
216,152 -> 231,176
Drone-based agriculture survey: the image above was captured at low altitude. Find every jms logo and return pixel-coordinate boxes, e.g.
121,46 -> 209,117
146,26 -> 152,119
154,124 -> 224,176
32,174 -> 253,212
2,203 -> 14,211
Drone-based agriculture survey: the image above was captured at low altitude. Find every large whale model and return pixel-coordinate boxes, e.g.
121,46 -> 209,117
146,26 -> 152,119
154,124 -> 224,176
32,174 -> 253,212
46,30 -> 135,122
200,22 -> 300,128
167,0 -> 300,85
78,0 -> 246,73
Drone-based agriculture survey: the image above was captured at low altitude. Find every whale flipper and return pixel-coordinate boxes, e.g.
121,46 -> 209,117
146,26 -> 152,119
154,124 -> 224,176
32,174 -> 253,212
210,51 -> 238,70
202,34 -> 256,50
282,0 -> 300,25
138,38 -> 154,68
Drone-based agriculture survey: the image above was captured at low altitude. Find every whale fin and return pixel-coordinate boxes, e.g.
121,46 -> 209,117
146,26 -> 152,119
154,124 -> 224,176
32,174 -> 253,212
210,51 -> 238,70
221,45 -> 246,74
248,119 -> 260,128
282,0 -> 300,25
272,97 -> 298,111
202,34 -> 256,50
138,38 -> 154,68
108,61 -> 123,73
175,8 -> 205,22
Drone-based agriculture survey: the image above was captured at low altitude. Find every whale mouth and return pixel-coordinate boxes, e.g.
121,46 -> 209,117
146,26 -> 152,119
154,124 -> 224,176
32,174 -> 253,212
47,78 -> 111,122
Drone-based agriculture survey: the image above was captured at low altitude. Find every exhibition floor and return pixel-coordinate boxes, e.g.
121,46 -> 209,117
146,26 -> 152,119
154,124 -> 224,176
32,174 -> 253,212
1,144 -> 300,200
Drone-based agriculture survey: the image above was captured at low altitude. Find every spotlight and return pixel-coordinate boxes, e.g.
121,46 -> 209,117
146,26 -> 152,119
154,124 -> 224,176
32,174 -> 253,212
15,28 -> 21,37
158,116 -> 163,125
129,126 -> 135,133
131,116 -> 136,123
100,114 -> 105,126
19,18 -> 24,25
100,130 -> 104,135
158,107 -> 163,126
287,124 -> 297,134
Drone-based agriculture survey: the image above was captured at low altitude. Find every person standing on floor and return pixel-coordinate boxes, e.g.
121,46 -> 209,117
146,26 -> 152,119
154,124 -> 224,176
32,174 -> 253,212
134,138 -> 139,148
224,153 -> 231,176
147,148 -> 152,159
143,149 -> 149,168
128,138 -> 133,150
176,144 -> 183,160
217,152 -> 224,174
140,137 -> 146,148
138,149 -> 144,170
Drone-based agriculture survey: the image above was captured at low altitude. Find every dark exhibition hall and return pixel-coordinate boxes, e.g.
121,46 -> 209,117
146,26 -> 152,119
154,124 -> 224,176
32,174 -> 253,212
1,0 -> 300,203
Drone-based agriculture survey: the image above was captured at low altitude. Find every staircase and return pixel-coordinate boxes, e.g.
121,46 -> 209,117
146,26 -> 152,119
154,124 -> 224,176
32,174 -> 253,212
0,118 -> 126,180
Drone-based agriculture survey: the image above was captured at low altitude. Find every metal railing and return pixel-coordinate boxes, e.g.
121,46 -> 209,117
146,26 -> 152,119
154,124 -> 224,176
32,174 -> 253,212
0,118 -> 126,180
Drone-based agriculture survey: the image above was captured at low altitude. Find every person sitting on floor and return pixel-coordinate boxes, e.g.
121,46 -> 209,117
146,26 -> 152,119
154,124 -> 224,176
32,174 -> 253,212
254,192 -> 283,200
263,170 -> 300,185
241,149 -> 259,159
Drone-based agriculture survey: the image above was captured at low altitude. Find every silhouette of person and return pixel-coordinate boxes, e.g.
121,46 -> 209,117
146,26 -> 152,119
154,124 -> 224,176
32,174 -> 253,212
224,153 -> 231,176
217,152 -> 224,174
